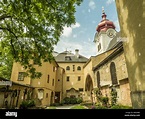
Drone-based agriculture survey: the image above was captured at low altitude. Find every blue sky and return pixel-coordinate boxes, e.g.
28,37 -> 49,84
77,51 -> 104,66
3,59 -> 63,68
54,0 -> 120,58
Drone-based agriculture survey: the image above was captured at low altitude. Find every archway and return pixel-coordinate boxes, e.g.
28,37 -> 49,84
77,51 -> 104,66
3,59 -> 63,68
85,74 -> 93,103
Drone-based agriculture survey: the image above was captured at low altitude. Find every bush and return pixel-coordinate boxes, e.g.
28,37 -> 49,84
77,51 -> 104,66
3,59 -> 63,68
70,97 -> 77,104
63,97 -> 70,104
62,97 -> 83,105
76,97 -> 83,104
20,100 -> 35,109
110,104 -> 132,109
100,96 -> 109,107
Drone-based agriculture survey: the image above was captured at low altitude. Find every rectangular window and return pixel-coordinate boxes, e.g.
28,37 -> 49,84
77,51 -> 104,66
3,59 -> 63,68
79,88 -> 83,92
52,79 -> 54,86
46,93 -> 48,98
73,65 -> 75,72
47,75 -> 49,83
66,76 -> 70,82
53,66 -> 55,72
78,76 -> 81,81
18,72 -> 25,81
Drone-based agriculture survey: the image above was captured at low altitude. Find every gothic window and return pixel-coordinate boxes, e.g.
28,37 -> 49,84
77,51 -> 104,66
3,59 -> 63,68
97,71 -> 100,88
110,62 -> 118,85
66,66 -> 70,70
77,66 -> 81,71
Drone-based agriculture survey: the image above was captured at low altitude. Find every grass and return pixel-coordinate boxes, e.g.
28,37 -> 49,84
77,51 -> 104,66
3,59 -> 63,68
70,105 -> 88,109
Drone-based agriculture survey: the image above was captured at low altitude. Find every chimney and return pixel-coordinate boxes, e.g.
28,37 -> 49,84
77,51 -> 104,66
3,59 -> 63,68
75,49 -> 79,58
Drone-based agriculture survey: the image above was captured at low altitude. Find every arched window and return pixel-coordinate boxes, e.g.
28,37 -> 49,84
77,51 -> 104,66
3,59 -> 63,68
66,66 -> 70,70
97,71 -> 100,88
110,62 -> 118,85
77,66 -> 81,70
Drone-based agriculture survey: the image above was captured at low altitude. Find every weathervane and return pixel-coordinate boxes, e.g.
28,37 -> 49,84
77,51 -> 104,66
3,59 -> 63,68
102,6 -> 105,14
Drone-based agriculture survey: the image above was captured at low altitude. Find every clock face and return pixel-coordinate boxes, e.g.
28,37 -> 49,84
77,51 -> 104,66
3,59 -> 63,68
107,29 -> 116,38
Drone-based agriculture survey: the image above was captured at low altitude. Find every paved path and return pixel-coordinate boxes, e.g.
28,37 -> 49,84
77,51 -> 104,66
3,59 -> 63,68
46,104 -> 88,109
55,105 -> 74,109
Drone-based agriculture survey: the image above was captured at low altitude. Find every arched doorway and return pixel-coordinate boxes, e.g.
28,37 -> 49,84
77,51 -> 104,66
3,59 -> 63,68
85,74 -> 93,103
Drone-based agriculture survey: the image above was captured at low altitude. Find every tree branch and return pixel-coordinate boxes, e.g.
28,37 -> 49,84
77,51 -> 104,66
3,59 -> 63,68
0,14 -> 11,21
0,27 -> 17,58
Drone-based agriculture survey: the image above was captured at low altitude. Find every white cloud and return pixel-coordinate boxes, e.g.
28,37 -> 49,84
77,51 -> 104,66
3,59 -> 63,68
89,1 -> 96,10
71,22 -> 80,28
62,22 -> 80,37
54,38 -> 96,58
54,40 -> 82,53
73,34 -> 77,38
106,0 -> 115,5
62,26 -> 72,37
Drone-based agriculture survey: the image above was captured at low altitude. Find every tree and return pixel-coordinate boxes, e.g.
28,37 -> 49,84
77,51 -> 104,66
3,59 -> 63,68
0,43 -> 13,79
0,0 -> 83,79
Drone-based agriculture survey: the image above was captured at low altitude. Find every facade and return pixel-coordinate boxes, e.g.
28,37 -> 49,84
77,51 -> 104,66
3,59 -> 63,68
9,60 -> 63,107
55,49 -> 88,99
83,9 -> 132,106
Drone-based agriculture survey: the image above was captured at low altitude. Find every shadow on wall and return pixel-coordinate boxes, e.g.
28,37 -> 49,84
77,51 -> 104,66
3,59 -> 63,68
116,0 -> 145,108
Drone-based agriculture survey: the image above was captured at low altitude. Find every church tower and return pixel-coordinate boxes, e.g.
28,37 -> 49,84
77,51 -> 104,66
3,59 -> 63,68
94,7 -> 117,55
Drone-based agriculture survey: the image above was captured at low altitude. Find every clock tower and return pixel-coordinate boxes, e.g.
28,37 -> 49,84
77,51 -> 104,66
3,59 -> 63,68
94,7 -> 117,55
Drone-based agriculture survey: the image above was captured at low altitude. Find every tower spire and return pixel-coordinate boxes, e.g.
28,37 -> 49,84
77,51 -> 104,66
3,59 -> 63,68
102,6 -> 107,20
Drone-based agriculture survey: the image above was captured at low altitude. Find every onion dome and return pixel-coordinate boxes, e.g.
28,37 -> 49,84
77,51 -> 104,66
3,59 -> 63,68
96,7 -> 115,33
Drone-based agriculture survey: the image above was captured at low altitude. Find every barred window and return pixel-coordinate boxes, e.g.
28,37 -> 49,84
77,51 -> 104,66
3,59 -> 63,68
18,72 -> 25,81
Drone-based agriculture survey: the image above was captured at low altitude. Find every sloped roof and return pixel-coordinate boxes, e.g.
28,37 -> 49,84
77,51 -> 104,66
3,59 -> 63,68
55,50 -> 88,63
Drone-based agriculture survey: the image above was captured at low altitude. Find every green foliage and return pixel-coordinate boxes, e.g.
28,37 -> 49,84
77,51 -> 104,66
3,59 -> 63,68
19,100 -> 35,109
76,97 -> 83,104
0,0 -> 83,79
110,87 -> 118,106
94,88 -> 102,103
63,97 -> 70,104
0,43 -> 13,79
110,104 -> 132,109
100,96 -> 109,107
62,96 -> 83,104
95,104 -> 108,109
70,105 -> 86,109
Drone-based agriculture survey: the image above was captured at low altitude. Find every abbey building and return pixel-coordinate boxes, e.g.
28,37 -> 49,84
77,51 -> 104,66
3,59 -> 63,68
0,9 -> 132,108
